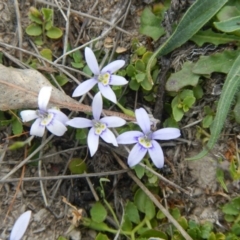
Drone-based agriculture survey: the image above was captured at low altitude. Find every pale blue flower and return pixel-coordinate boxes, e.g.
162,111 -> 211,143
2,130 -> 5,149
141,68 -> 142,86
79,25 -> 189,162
66,92 -> 126,156
10,210 -> 32,240
117,108 -> 181,168
72,47 -> 128,103
20,86 -> 69,137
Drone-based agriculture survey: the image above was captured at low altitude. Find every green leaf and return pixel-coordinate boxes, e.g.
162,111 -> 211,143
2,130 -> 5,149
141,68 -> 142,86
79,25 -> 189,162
192,49 -> 240,75
217,168 -> 228,192
129,79 -> 140,91
172,105 -> 184,122
214,16 -> 240,33
193,85 -> 203,99
142,52 -> 156,67
231,223 -> 240,235
200,222 -> 213,239
136,46 -> 147,56
46,26 -> 63,39
222,197 -> 240,215
135,60 -> 145,72
136,73 -> 146,83
191,29 -> 240,46
12,118 -> 23,135
178,216 -> 188,230
134,164 -> 145,179
95,233 -> 109,240
216,5 -> 240,21
141,78 -> 153,90
75,128 -> 88,140
127,65 -> 136,77
139,229 -> 168,239
57,237 -> 68,240
166,61 -> 200,92
71,62 -> 84,69
90,202 -> 107,223
139,8 -> 165,41
171,208 -> 181,220
72,50 -> 83,63
186,49 -> 240,160
134,189 -> 155,220
121,215 -> 132,231
68,158 -> 87,174
34,36 -> 43,46
125,201 -> 140,224
202,115 -> 213,128
183,96 -> 195,108
233,92 -> 240,124
26,23 -> 42,36
29,14 -> 43,24
45,21 -> 52,31
55,74 -> 69,86
146,0 -> 228,86
40,48 -> 52,61
41,8 -> 53,22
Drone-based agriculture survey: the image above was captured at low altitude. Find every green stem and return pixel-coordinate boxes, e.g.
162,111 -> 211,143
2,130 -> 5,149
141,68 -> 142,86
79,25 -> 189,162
104,199 -> 120,227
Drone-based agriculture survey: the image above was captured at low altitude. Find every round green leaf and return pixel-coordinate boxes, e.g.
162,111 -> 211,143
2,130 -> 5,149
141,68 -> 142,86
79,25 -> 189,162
125,201 -> 140,224
95,233 -> 109,240
26,24 -> 42,36
46,26 -> 63,39
129,79 -> 140,91
68,158 -> 87,174
134,189 -> 155,219
40,48 -> 52,61
90,202 -> 107,223
172,105 -> 184,122
136,73 -> 146,83
135,59 -> 145,72
41,8 -> 53,22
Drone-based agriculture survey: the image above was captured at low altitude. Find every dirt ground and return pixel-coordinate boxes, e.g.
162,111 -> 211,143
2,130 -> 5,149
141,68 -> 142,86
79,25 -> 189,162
0,0 -> 239,239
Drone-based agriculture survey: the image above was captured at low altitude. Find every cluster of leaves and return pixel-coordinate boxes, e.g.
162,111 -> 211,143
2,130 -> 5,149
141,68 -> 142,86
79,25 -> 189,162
26,7 -> 63,45
126,40 -> 159,92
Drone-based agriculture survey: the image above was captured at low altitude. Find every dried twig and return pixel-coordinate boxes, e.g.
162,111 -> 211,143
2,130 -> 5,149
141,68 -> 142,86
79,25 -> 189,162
112,151 -> 193,240
0,169 -> 128,183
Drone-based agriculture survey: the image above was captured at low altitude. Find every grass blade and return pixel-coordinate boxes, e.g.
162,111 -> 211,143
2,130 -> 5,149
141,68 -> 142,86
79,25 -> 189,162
186,54 -> 240,160
146,0 -> 228,85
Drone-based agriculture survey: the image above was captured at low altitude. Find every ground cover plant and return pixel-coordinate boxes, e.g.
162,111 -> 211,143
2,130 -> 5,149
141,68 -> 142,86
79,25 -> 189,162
0,0 -> 240,239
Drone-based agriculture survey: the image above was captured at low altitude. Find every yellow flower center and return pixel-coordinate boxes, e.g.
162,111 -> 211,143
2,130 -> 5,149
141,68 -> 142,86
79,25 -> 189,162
98,72 -> 110,86
40,112 -> 54,126
94,121 -> 107,135
138,136 -> 152,149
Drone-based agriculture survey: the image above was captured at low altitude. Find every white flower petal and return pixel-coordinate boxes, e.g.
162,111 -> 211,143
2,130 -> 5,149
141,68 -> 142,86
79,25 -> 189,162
72,79 -> 97,97
148,140 -> 164,168
110,75 -> 128,86
135,108 -> 151,134
46,119 -> 67,136
100,128 -> 118,146
98,84 -> 117,103
10,210 -> 32,240
85,47 -> 100,75
152,128 -> 181,140
100,116 -> 126,128
101,60 -> 125,73
48,109 -> 69,124
38,86 -> 52,111
88,127 -> 99,156
30,118 -> 45,137
20,110 -> 38,122
117,131 -> 142,144
66,118 -> 92,128
92,92 -> 102,120
128,144 -> 147,167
